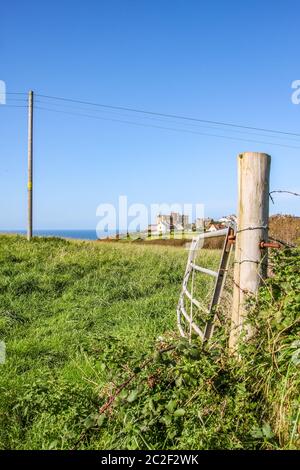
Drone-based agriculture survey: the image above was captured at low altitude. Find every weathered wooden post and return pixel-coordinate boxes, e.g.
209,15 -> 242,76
229,152 -> 271,352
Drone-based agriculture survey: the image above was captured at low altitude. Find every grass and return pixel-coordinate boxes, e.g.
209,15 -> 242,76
0,235 -> 299,450
0,235 -> 219,449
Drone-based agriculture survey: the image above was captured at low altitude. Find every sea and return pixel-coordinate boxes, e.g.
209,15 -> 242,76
0,229 -> 119,241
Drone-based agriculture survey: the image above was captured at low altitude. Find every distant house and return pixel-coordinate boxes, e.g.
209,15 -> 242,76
207,222 -> 225,232
146,214 -> 236,237
146,217 -> 186,236
157,220 -> 184,234
146,222 -> 173,236
204,218 -> 213,230
157,221 -> 170,234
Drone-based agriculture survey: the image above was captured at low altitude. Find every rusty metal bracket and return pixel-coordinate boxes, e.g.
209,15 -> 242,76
260,241 -> 281,249
228,234 -> 236,244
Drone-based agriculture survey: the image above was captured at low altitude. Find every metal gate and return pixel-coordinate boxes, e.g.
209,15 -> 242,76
177,225 -> 235,341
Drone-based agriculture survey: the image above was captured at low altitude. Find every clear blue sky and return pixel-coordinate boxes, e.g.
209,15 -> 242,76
1,0 -> 299,229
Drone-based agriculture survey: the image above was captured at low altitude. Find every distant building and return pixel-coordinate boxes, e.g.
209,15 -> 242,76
207,222 -> 225,232
156,220 -> 184,234
196,218 -> 204,230
156,212 -> 189,230
148,213 -> 234,236
204,218 -> 213,230
180,214 -> 189,228
156,214 -> 170,225
157,221 -> 169,234
218,215 -> 237,225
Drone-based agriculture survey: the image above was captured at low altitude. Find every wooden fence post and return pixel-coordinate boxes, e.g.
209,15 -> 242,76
229,152 -> 271,352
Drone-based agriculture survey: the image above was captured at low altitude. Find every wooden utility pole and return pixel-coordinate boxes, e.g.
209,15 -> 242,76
229,152 -> 271,351
27,90 -> 34,241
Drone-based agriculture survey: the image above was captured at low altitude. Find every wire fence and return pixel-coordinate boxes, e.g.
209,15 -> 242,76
177,190 -> 299,341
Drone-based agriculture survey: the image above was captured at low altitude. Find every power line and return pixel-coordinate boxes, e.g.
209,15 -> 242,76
35,105 -> 300,150
3,90 -> 300,146
4,90 -> 300,140
6,98 -> 28,102
0,104 -> 28,108
34,99 -> 300,143
36,93 -> 300,138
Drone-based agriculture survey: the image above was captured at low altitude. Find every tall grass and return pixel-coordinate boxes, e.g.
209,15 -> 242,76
0,235 -> 298,450
0,235 -> 219,449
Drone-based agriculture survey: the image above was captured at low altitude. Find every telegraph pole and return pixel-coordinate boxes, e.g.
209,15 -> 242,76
27,90 -> 34,241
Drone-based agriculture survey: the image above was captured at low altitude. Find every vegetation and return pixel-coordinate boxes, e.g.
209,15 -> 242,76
101,214 -> 300,250
269,214 -> 300,246
0,235 -> 299,450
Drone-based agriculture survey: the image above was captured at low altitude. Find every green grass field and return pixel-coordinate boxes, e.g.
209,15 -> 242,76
0,235 -> 299,450
0,235 -> 219,449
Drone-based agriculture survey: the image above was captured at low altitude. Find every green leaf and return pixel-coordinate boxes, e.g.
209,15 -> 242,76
153,351 -> 163,363
84,415 -> 96,429
162,414 -> 172,426
291,349 -> 300,366
250,426 -> 264,438
127,389 -> 139,403
262,423 -> 274,439
165,400 -> 176,414
97,414 -> 105,427
188,348 -> 201,360
49,440 -> 58,450
175,376 -> 183,387
119,389 -> 128,400
174,408 -> 185,417
148,399 -> 155,413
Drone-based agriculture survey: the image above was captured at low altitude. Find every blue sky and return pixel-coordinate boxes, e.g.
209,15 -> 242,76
0,0 -> 299,230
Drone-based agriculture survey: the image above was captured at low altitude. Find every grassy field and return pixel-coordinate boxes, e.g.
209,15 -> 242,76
0,235 -> 219,449
0,235 -> 299,450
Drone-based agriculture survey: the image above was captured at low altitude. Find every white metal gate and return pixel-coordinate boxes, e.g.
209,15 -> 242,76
177,225 -> 235,341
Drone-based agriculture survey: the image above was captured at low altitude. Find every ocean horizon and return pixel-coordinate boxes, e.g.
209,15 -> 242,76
0,229 -> 122,241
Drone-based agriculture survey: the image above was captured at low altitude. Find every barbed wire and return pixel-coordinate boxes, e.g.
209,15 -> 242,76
269,190 -> 300,204
269,236 -> 297,248
236,225 -> 268,234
